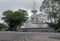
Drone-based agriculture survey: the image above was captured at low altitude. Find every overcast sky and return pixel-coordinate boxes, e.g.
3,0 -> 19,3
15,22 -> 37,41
0,0 -> 44,23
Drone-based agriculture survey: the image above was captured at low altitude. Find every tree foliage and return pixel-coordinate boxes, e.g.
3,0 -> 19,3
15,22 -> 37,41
2,9 -> 28,31
0,23 -> 8,31
40,0 -> 60,32
40,0 -> 60,23
53,0 -> 60,4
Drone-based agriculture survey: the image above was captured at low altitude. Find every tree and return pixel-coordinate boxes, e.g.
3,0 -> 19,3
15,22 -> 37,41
55,16 -> 60,32
40,0 -> 60,23
57,16 -> 60,28
0,23 -> 8,31
53,0 -> 60,4
2,9 -> 28,31
40,0 -> 60,32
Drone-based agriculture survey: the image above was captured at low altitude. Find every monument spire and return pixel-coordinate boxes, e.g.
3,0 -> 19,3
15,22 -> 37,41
31,2 -> 37,14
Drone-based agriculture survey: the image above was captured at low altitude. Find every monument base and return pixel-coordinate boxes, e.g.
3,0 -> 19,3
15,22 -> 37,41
19,28 -> 55,32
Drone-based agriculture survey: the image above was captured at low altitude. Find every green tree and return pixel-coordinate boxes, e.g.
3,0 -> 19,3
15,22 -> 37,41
40,0 -> 60,32
2,9 -> 28,31
57,16 -> 60,28
40,0 -> 60,23
53,0 -> 60,4
0,23 -> 8,31
55,16 -> 60,32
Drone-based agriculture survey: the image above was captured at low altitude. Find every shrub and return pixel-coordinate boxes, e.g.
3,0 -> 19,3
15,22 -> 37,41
56,28 -> 60,32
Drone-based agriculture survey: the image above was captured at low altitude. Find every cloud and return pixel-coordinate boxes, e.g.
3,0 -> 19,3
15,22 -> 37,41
0,0 -> 43,12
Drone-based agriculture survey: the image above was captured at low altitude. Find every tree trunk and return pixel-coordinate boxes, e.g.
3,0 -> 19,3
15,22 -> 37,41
14,25 -> 17,31
8,22 -> 15,31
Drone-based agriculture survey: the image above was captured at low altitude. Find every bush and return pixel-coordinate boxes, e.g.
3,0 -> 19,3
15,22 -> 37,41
56,28 -> 60,32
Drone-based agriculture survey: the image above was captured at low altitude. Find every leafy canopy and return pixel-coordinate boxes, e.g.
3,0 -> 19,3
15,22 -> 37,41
2,9 -> 28,31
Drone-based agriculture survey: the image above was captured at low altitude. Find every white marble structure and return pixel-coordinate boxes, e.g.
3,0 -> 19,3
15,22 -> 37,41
21,3 -> 48,28
21,13 -> 48,28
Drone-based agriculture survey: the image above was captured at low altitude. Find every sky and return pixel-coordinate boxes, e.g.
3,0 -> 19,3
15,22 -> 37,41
0,0 -> 44,23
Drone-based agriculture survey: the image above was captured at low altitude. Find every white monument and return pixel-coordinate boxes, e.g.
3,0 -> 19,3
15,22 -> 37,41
20,2 -> 54,32
21,3 -> 48,28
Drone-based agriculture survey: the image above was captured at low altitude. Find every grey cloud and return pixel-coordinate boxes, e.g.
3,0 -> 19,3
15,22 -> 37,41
0,0 -> 43,12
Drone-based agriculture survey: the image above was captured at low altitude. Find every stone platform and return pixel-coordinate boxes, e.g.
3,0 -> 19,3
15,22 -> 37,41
19,28 -> 55,32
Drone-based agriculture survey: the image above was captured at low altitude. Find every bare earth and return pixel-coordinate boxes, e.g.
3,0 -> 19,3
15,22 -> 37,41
0,32 -> 60,41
